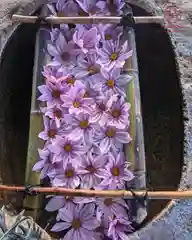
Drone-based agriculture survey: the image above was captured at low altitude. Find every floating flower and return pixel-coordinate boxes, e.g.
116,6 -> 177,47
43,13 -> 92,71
52,163 -> 80,188
107,96 -> 131,129
76,152 -> 108,189
97,39 -> 132,71
72,54 -> 101,84
48,136 -> 88,166
98,152 -> 134,189
40,104 -> 68,128
42,64 -> 64,80
61,82 -> 95,115
83,81 -> 99,98
56,197 -> 95,221
93,125 -> 131,154
96,198 -> 129,221
47,32 -> 77,67
97,24 -> 123,42
38,80 -> 68,106
49,26 -> 75,45
32,148 -> 54,179
72,26 -> 100,54
58,68 -> 83,88
76,0 -> 107,16
51,203 -> 100,239
38,116 -> 67,142
65,113 -> 97,144
56,0 -> 79,17
46,195 -> 95,213
90,93 -> 117,126
107,216 -> 134,240
107,0 -> 125,15
45,196 -> 73,212
94,67 -> 132,97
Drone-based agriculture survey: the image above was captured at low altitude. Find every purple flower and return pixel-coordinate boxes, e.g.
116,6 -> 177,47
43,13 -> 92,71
107,0 -> 125,15
38,80 -> 68,106
72,26 -> 100,54
76,151 -> 108,189
48,136 -> 88,166
32,148 -> 54,179
83,81 -> 100,99
56,0 -> 79,17
40,104 -> 68,128
42,65 -> 64,80
107,216 -> 133,240
93,125 -> 131,154
97,39 -> 132,71
94,67 -> 132,97
49,26 -> 75,44
51,203 -> 100,239
52,163 -> 80,188
47,32 -> 76,67
61,82 -> 95,115
72,54 -> 101,82
45,196 -> 74,212
76,0 -> 107,16
97,24 -> 123,42
90,93 -> 117,126
38,116 -> 67,142
97,152 -> 134,189
107,96 -> 131,129
94,214 -> 109,240
46,195 -> 95,213
56,197 -> 95,221
65,113 -> 97,144
96,198 -> 129,221
58,68 -> 83,89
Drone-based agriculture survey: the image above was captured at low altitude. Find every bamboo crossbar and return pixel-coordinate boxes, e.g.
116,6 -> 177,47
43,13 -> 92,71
12,15 -> 164,25
0,185 -> 192,199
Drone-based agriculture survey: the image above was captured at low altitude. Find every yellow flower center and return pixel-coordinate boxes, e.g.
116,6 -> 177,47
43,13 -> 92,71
106,79 -> 114,88
72,219 -> 81,229
73,101 -> 80,108
48,129 -> 57,138
98,103 -> 106,111
88,66 -> 99,76
106,128 -> 116,138
86,165 -> 96,174
105,34 -> 112,40
104,198 -> 113,206
66,77 -> 75,85
65,169 -> 74,178
112,167 -> 120,176
111,109 -> 121,118
110,52 -> 118,61
64,144 -> 72,152
61,52 -> 70,61
79,120 -> 89,129
83,91 -> 89,98
54,110 -> 62,118
52,90 -> 61,99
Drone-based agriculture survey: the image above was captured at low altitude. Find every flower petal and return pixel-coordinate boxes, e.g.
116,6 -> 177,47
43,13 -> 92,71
45,196 -> 65,212
100,137 -> 110,154
32,160 -> 45,171
115,131 -> 132,143
82,218 -> 100,230
51,221 -> 71,232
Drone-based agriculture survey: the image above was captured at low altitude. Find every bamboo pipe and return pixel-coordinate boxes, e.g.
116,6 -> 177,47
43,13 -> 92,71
0,185 -> 192,199
12,15 -> 164,25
